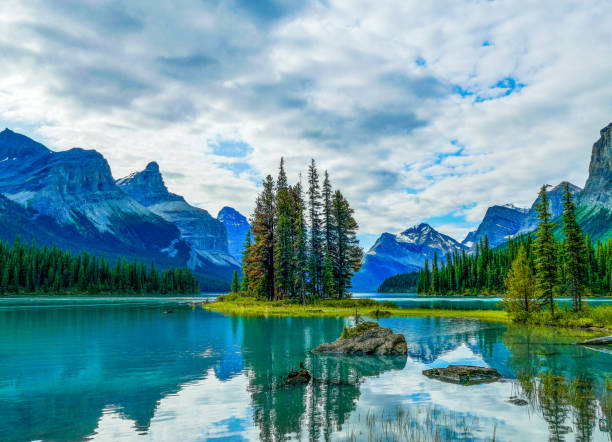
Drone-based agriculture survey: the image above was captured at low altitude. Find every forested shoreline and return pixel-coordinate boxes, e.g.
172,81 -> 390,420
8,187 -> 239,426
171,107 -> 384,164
0,237 -> 199,295
237,158 -> 363,302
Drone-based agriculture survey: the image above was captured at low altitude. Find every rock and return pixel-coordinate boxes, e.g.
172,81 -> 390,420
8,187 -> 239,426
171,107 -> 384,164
578,122 -> 612,209
285,363 -> 311,385
577,335 -> 612,345
370,310 -> 392,317
508,397 -> 528,406
311,327 -> 407,355
217,206 -> 251,261
422,365 -> 502,385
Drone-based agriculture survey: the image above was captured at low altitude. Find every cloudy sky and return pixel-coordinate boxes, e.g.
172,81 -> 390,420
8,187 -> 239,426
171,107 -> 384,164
1,0 -> 611,249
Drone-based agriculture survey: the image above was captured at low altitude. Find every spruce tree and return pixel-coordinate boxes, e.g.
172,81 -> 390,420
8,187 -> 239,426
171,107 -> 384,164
274,158 -> 293,298
230,270 -> 240,294
240,229 -> 252,292
330,190 -> 362,298
561,182 -> 587,311
291,181 -> 309,304
307,159 -> 323,296
533,185 -> 558,316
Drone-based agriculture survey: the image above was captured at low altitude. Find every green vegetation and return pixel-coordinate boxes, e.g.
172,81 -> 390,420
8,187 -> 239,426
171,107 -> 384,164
242,158 -> 362,302
340,321 -> 379,339
377,271 -> 418,293
204,293 -> 510,321
0,236 -> 199,295
411,184 -> 612,299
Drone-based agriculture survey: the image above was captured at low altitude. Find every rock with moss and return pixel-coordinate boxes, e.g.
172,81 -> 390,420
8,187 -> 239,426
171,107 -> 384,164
422,365 -> 502,385
312,323 -> 407,355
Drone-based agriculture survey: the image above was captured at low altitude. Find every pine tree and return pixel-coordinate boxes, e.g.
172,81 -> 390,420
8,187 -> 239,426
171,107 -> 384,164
230,270 -> 240,294
503,245 -> 538,321
561,182 -> 587,311
240,229 -> 252,292
330,190 -> 362,298
533,185 -> 558,316
291,181 -> 309,304
307,159 -> 323,296
322,170 -> 333,253
274,158 -> 293,298
247,175 -> 276,300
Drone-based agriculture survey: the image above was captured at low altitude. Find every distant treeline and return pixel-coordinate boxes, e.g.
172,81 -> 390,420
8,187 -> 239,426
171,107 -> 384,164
0,237 -> 199,295
377,272 -> 418,293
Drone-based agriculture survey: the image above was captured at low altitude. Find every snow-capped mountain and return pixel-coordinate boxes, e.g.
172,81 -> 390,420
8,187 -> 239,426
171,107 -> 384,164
0,129 -> 236,290
464,182 -> 581,249
217,206 -> 250,261
352,223 -> 466,292
117,162 -> 239,270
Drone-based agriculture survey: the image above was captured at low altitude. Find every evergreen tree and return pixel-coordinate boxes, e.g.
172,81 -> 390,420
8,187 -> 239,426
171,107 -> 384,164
240,229 -> 252,292
291,181 -> 309,304
274,158 -> 293,298
230,270 -> 240,294
561,182 -> 587,311
307,159 -> 324,296
533,185 -> 558,316
330,190 -> 362,298
503,245 -> 538,320
322,170 -> 333,253
247,175 -> 276,300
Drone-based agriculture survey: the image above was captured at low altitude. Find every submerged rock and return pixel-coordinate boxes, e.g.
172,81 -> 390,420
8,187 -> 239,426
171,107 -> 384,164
422,365 -> 502,385
508,397 -> 528,406
311,327 -> 407,355
577,335 -> 612,345
285,364 -> 312,385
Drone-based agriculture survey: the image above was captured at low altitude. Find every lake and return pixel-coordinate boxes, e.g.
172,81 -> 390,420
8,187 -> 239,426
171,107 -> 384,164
0,297 -> 611,441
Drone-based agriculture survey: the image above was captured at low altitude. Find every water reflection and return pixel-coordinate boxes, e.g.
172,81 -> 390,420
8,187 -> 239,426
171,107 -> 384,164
0,300 -> 611,441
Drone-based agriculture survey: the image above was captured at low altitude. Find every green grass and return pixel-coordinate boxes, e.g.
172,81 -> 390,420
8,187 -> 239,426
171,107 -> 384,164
203,294 -> 510,322
519,305 -> 612,329
340,321 -> 379,339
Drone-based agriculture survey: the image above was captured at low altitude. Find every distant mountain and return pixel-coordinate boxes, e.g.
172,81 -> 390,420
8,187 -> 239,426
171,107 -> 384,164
0,129 -> 235,290
217,206 -> 250,261
352,223 -> 466,292
117,162 -> 239,273
465,183 -> 581,249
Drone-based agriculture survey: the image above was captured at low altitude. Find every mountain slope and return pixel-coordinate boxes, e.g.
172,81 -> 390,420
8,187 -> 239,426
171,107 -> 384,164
117,162 -> 239,276
352,223 -> 465,292
217,206 -> 250,261
0,129 -> 232,290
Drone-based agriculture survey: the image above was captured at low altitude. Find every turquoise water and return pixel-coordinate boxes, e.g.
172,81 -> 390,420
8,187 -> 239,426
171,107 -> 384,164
0,298 -> 611,441
353,292 -> 612,310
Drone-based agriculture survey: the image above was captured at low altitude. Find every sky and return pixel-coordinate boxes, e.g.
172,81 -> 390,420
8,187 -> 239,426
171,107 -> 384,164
1,0 -> 611,250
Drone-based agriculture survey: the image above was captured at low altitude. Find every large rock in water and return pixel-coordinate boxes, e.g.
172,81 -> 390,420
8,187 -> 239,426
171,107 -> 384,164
422,365 -> 502,385
312,327 -> 407,355
577,335 -> 612,345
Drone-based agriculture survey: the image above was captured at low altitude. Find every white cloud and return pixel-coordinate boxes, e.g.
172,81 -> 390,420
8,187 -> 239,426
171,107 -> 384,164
0,0 -> 610,241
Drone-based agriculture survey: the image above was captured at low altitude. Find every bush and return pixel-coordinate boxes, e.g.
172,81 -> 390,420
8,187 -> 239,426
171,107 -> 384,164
340,321 -> 379,339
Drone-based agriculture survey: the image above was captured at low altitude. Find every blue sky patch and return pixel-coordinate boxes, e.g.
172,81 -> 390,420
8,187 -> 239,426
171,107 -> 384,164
415,56 -> 426,66
210,140 -> 253,158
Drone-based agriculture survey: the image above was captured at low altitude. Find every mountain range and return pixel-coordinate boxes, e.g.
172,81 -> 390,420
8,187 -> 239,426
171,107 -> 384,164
353,122 -> 612,291
0,128 -> 248,291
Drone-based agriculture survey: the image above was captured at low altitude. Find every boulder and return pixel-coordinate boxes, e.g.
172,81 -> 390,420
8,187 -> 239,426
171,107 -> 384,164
577,335 -> 612,345
422,365 -> 502,385
311,327 -> 407,355
285,367 -> 311,385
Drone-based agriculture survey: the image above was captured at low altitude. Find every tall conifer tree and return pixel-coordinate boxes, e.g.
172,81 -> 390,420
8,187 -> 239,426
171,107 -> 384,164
534,185 -> 558,316
274,158 -> 293,298
307,159 -> 323,296
561,182 -> 587,311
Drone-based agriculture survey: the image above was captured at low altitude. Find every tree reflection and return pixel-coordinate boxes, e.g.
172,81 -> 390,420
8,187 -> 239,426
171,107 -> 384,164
237,316 -> 407,440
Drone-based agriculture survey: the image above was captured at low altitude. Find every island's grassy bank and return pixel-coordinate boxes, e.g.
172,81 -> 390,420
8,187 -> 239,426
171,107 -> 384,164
203,294 -> 510,322
204,294 -> 612,331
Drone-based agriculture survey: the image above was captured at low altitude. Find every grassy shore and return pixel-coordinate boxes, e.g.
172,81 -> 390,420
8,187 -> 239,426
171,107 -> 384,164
202,294 -> 510,322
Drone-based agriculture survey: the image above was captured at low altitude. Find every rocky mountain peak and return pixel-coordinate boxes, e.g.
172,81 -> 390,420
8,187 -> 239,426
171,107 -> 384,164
0,127 -> 50,160
117,162 -> 183,206
217,206 -> 250,260
579,122 -> 612,208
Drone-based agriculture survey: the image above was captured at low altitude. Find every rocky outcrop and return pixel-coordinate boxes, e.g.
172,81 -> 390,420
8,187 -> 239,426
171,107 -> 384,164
352,223 -> 465,292
312,327 -> 407,355
117,162 -> 238,270
217,206 -> 250,261
422,365 -> 502,385
579,122 -> 612,209
284,365 -> 312,385
577,335 -> 612,345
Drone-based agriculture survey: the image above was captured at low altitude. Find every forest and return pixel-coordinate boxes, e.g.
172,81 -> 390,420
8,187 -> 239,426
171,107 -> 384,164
383,184 -> 609,310
0,237 -> 199,295
239,158 -> 363,301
